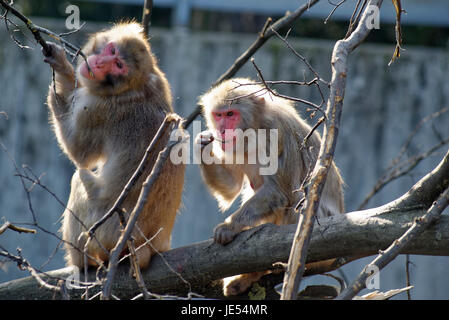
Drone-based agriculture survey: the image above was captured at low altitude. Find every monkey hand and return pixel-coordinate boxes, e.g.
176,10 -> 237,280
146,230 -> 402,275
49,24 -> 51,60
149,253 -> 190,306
42,42 -> 71,74
194,131 -> 214,148
213,222 -> 239,245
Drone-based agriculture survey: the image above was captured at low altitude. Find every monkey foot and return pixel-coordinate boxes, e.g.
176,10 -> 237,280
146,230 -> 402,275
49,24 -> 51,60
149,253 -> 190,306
223,272 -> 266,296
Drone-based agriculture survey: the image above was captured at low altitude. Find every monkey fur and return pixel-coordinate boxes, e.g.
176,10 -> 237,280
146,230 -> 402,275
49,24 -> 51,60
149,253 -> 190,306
44,22 -> 185,269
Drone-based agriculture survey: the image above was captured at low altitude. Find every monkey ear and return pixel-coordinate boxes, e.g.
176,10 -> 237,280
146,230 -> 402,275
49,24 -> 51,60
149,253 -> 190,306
251,95 -> 265,106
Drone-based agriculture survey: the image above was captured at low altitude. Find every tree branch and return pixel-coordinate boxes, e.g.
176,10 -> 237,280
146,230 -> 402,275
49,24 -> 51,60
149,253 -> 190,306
101,117 -> 183,300
1,148 -> 448,299
182,0 -> 320,129
1,203 -> 448,300
336,186 -> 449,300
281,0 -> 384,300
141,0 -> 153,39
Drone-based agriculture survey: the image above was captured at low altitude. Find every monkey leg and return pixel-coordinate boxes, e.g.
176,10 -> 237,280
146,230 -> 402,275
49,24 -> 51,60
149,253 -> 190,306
223,271 -> 270,297
133,244 -> 153,269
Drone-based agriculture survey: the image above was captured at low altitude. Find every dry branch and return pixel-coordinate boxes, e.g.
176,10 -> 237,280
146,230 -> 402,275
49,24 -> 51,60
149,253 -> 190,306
0,222 -> 36,236
101,118 -> 182,299
0,0 -> 92,73
0,0 -> 50,54
182,0 -> 319,129
142,0 -> 153,38
337,187 -> 449,299
1,148 -> 448,299
86,115 -> 176,238
281,0 -> 384,300
1,204 -> 448,300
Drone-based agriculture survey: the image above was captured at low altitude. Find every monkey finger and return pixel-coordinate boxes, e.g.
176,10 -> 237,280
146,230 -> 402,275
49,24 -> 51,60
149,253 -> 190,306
41,41 -> 59,58
213,223 -> 237,245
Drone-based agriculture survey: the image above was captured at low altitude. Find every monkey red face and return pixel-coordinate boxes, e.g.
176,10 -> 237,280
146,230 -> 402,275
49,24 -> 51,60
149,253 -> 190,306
212,109 -> 241,150
80,42 -> 129,81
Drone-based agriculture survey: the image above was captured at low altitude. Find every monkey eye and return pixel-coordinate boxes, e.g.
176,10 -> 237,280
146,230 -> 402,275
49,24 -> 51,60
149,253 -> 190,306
226,111 -> 234,117
116,60 -> 123,69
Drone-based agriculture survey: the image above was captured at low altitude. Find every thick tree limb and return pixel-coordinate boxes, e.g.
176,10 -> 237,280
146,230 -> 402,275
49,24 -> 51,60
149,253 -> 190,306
1,150 -> 448,300
1,204 -> 448,300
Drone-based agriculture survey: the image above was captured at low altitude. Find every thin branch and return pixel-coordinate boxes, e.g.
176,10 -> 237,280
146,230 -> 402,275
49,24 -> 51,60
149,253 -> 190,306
336,186 -> 449,300
388,0 -> 404,66
142,0 -> 153,39
405,254 -> 412,300
101,119 -> 183,299
0,221 -> 36,235
86,115 -> 175,238
0,0 -> 92,74
0,0 -> 50,54
250,59 -> 326,116
0,248 -> 65,297
358,138 -> 449,210
182,0 -> 320,129
271,27 -> 329,87
344,0 -> 366,39
325,0 -> 347,24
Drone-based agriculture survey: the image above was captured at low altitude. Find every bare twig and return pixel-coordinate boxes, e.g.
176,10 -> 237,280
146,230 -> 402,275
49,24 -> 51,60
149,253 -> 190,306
86,115 -> 175,238
344,0 -> 366,39
0,141 -> 105,269
0,0 -> 92,74
182,0 -> 320,129
0,0 -> 51,54
405,254 -> 412,300
0,221 -> 36,235
388,0 -> 404,66
358,138 -> 449,210
0,248 -> 63,295
325,0 -> 347,24
101,119 -> 183,299
250,58 -> 325,116
336,186 -> 449,300
142,0 -> 153,38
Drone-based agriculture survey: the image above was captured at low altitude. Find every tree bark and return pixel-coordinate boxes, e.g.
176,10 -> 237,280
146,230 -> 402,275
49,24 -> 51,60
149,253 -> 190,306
1,205 -> 448,300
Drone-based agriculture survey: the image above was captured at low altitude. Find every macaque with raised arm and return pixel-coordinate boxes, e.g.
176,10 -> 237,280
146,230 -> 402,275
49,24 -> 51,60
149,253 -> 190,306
43,22 -> 185,269
195,78 -> 344,296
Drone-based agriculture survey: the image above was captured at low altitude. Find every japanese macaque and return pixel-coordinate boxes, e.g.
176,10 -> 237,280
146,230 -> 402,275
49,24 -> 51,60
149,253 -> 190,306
43,22 -> 185,269
195,78 -> 344,296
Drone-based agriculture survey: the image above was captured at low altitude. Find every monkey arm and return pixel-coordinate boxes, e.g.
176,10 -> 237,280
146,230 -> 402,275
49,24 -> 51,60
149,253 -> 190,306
44,42 -> 76,110
214,178 -> 289,244
200,163 -> 244,210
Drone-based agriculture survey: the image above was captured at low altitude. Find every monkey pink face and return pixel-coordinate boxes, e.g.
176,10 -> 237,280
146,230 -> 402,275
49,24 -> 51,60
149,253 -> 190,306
80,42 -> 129,81
212,109 -> 241,150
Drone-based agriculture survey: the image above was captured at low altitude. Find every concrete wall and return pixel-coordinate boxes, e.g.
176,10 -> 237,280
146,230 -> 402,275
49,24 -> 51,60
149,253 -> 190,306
0,19 -> 448,299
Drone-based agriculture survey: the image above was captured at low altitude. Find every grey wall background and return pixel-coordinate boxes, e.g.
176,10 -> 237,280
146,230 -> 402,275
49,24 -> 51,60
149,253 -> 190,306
0,19 -> 448,299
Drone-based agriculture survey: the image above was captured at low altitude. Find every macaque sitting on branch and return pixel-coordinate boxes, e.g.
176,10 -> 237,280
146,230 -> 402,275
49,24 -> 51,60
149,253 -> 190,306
43,22 -> 185,269
195,78 -> 344,295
